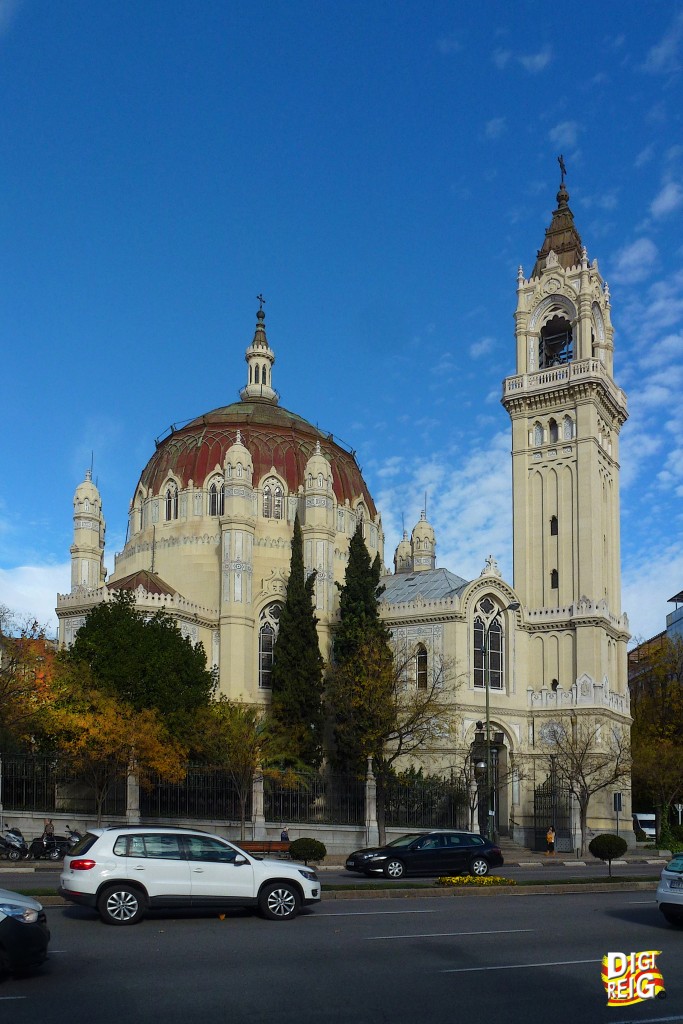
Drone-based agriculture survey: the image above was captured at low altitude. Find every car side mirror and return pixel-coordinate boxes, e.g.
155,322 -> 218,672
233,855 -> 248,866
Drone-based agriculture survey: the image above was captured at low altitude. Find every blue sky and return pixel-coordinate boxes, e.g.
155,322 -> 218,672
1,1 -> 682,642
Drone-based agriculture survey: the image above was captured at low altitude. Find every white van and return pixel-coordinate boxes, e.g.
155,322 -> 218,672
633,812 -> 656,840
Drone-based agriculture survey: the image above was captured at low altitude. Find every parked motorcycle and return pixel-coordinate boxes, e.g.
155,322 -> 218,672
65,825 -> 83,848
2,826 -> 31,861
29,832 -> 70,861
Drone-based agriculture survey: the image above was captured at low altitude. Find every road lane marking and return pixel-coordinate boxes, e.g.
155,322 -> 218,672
315,909 -> 438,917
366,928 -> 534,940
608,1017 -> 683,1024
0,997 -> 27,1000
441,957 -> 601,973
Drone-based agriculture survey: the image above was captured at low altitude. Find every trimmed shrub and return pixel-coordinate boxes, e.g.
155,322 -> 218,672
289,837 -> 327,865
589,833 -> 627,876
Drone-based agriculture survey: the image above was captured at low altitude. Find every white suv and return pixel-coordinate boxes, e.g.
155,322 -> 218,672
59,826 -> 320,925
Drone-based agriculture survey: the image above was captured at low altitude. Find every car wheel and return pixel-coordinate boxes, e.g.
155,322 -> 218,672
49,847 -> 62,861
661,908 -> 683,926
469,857 -> 490,877
258,882 -> 300,921
384,859 -> 406,879
97,884 -> 146,926
7,849 -> 21,862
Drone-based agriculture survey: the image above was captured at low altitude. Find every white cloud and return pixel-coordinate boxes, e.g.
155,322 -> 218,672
622,542 -> 683,643
492,49 -> 511,69
0,0 -> 21,38
469,336 -> 495,358
548,120 -> 580,150
518,46 -> 552,73
492,46 -> 551,73
377,430 -> 512,584
635,145 -> 654,168
609,237 -> 658,284
437,34 -> 462,55
0,563 -> 70,636
484,117 -> 505,140
642,11 -> 683,74
651,181 -> 683,219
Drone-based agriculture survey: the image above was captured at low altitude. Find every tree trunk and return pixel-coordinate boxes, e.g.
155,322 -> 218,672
579,799 -> 589,856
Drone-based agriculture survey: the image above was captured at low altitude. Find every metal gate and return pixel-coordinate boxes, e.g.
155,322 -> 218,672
533,763 -> 571,852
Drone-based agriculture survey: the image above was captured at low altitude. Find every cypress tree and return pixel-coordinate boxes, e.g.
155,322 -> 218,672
328,524 -> 393,775
270,513 -> 324,767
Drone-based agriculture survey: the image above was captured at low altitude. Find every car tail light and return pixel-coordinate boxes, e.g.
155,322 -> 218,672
70,859 -> 96,870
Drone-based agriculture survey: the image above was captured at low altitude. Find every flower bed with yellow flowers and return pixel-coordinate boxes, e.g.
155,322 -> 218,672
436,875 -> 517,887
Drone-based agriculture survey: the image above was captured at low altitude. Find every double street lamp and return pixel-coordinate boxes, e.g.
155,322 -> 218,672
481,600 -> 520,841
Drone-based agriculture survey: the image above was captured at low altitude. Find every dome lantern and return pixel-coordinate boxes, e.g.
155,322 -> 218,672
240,297 -> 278,405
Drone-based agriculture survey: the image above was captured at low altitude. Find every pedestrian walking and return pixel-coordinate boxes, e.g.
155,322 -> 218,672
546,825 -> 556,856
280,826 -> 290,842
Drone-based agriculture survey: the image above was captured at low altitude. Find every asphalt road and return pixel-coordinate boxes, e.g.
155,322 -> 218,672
1,888 -> 680,1023
0,859 -> 666,893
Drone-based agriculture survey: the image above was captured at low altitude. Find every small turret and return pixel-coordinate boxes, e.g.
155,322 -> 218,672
70,469 -> 106,591
411,510 -> 436,572
240,298 -> 278,404
394,530 -> 412,574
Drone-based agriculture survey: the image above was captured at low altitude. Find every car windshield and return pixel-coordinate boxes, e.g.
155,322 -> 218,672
386,834 -> 424,848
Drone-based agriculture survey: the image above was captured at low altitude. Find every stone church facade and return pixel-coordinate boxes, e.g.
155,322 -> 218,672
57,174 -> 632,848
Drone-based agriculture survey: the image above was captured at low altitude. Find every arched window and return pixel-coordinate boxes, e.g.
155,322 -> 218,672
209,479 -> 224,517
258,603 -> 282,688
262,479 -> 284,519
563,416 -> 573,440
533,422 -> 543,446
254,364 -> 260,384
415,645 -> 428,690
317,473 -> 323,488
550,515 -> 558,536
262,364 -> 267,384
539,315 -> 573,368
236,463 -> 243,479
165,482 -> 178,521
549,418 -> 559,443
226,464 -> 232,479
473,606 -> 504,690
550,569 -> 559,589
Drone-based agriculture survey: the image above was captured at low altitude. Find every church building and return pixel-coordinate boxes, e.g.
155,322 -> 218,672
57,173 -> 632,847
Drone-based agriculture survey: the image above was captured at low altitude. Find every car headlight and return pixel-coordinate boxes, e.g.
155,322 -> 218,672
298,869 -> 317,882
0,903 -> 39,924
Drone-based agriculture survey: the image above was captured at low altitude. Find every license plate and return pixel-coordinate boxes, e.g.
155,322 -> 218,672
669,878 -> 683,889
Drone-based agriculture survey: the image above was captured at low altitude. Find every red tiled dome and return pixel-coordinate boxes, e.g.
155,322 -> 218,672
134,400 -> 376,515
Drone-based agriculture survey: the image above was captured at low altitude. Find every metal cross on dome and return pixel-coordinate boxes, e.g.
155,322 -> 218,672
558,154 -> 567,183
257,293 -> 266,310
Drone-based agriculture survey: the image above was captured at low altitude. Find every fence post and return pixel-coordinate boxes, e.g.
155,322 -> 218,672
252,771 -> 267,840
365,757 -> 379,847
126,770 -> 140,824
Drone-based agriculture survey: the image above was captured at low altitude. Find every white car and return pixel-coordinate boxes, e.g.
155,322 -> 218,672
656,854 -> 683,926
59,826 -> 320,925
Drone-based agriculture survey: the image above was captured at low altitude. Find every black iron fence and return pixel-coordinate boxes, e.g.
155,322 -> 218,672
140,766 -> 249,821
0,753 -> 127,817
1,753 -> 469,831
264,771 -> 365,826
384,776 -> 469,829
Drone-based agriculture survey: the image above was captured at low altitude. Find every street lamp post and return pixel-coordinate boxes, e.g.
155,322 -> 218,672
483,601 -> 520,841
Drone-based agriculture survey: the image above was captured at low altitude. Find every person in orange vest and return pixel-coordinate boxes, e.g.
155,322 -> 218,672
546,825 -> 556,856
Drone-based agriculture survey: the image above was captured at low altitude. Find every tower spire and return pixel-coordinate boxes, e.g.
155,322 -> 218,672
531,159 -> 583,277
240,299 -> 278,405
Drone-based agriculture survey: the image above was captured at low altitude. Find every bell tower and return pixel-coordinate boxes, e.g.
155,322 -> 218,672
502,164 -> 629,695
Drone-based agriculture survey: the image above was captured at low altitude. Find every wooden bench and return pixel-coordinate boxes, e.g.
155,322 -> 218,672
237,840 -> 291,858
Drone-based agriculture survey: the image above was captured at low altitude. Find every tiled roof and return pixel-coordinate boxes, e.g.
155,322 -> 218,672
107,570 -> 177,596
379,568 -> 469,606
135,401 -> 376,514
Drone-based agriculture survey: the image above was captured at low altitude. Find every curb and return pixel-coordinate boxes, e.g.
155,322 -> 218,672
37,879 -> 659,908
